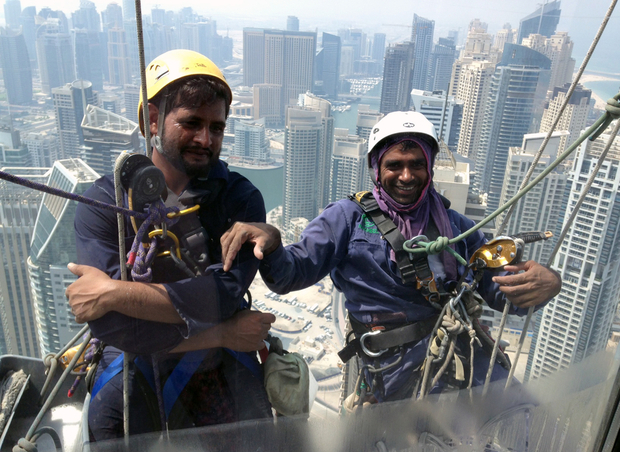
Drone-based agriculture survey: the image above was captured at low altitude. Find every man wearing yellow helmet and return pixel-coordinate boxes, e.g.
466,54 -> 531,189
66,50 -> 275,440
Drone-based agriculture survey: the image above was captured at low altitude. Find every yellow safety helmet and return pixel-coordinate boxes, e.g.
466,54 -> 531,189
138,49 -> 232,135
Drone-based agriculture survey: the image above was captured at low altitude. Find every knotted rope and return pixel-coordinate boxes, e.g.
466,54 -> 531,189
126,199 -> 180,282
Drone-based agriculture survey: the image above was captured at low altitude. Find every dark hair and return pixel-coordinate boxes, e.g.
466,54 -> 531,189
150,75 -> 231,118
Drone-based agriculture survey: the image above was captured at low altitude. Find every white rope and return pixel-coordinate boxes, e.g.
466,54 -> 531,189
482,0 -> 618,395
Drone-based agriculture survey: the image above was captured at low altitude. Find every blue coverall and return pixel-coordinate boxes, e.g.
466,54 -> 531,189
75,160 -> 272,439
259,198 -> 529,401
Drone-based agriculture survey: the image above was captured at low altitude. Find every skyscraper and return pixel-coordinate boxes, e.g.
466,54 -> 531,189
53,80 -> 97,160
287,16 -> 299,32
544,32 -> 576,92
23,132 -> 57,168
371,33 -> 386,66
330,129 -> 367,203
72,0 -> 101,32
232,117 -> 270,163
474,44 -> 551,213
426,37 -> 456,92
526,130 -> 620,381
0,166 -> 50,358
242,28 -> 316,124
28,159 -> 100,355
380,42 -> 414,114
108,27 -> 132,86
317,33 -> 341,99
409,89 -> 463,152
493,23 -> 516,51
517,0 -> 562,44
74,29 -> 104,92
80,105 -> 140,175
540,83 -> 591,157
0,27 -> 32,105
448,28 -> 496,96
3,0 -> 21,31
35,21 -> 75,94
253,84 -> 281,128
410,14 -> 435,91
496,132 -> 568,265
123,84 -> 140,123
454,60 -> 496,161
282,94 -> 333,233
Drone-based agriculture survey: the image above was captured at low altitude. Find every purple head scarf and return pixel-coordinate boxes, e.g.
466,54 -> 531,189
370,137 -> 457,281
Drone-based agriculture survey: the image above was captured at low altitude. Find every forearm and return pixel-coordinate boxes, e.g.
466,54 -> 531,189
105,280 -> 183,324
170,323 -> 224,353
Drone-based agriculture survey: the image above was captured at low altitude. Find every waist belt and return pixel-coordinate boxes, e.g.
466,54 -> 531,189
338,316 -> 438,363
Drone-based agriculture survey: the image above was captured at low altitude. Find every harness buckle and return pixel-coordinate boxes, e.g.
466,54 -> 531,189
360,330 -> 388,358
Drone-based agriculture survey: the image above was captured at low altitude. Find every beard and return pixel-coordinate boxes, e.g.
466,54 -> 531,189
160,137 -> 217,179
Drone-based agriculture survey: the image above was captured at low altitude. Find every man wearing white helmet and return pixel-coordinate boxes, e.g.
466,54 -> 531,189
221,111 -> 561,402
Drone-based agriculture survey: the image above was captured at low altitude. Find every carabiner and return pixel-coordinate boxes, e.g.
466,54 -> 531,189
360,330 -> 388,358
167,204 -> 200,219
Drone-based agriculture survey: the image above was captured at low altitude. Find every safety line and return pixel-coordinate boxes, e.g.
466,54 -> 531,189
0,168 -> 148,220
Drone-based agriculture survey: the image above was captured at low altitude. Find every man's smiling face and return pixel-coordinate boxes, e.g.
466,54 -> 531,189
378,142 -> 429,205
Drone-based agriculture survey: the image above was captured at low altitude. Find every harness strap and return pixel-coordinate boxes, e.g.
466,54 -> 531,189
90,348 -> 263,418
338,316 -> 438,363
349,191 -> 431,285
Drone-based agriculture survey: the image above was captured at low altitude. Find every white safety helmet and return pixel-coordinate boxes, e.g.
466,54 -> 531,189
367,111 -> 440,163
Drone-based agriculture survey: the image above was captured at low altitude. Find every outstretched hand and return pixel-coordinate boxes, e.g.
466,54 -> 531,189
65,263 -> 114,323
219,310 -> 277,352
220,222 -> 281,271
492,260 -> 562,308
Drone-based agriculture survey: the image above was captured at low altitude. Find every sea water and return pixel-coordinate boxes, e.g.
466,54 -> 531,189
582,79 -> 620,102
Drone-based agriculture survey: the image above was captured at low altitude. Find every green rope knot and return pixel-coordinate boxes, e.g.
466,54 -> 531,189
605,96 -> 620,119
427,236 -> 450,255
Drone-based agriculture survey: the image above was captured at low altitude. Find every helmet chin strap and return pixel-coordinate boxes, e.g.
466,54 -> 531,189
151,88 -> 168,156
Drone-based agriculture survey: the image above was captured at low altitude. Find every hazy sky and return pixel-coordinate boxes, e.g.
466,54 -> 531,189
13,0 -> 620,72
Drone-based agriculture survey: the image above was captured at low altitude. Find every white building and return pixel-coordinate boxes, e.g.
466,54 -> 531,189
330,129 -> 367,203
410,89 -> 463,153
0,167 -> 50,357
496,132 -> 569,265
540,84 -> 591,157
27,159 -> 100,355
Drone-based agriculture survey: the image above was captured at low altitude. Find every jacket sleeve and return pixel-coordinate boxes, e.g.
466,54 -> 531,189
75,177 -> 265,354
259,202 -> 350,294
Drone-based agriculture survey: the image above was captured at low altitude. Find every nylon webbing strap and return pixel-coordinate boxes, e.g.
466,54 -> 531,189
338,316 -> 438,363
349,192 -> 429,285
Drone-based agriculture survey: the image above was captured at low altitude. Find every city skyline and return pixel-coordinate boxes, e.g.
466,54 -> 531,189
3,0 -> 617,73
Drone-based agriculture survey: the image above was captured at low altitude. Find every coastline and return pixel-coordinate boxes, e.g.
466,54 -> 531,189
578,71 -> 620,109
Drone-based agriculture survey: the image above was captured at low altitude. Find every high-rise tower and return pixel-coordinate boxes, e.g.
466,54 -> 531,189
526,129 -> 620,381
540,83 -> 591,157
35,21 -> 75,94
517,1 -> 561,44
282,94 -> 333,233
0,27 -> 32,104
243,29 -> 316,124
80,105 -> 140,175
0,166 -> 50,358
474,44 -> 551,213
28,159 -> 99,355
330,129 -> 367,203
380,42 -> 414,114
53,80 -> 97,160
410,14 -> 435,91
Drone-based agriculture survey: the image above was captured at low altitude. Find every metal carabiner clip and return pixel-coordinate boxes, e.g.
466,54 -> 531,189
359,330 -> 388,358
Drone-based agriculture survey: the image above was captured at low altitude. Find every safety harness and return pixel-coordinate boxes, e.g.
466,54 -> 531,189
90,170 -> 263,427
338,191 -> 445,364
